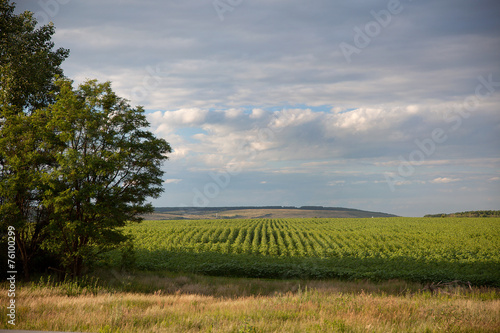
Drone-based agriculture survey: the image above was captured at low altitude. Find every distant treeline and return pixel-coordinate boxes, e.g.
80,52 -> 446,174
425,210 -> 500,218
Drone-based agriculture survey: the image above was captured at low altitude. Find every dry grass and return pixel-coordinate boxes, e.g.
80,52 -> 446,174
1,273 -> 499,332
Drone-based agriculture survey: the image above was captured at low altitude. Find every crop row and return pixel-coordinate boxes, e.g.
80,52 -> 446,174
129,218 -> 500,262
105,217 -> 500,285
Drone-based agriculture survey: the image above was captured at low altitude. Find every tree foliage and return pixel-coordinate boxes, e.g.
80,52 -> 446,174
39,78 -> 171,277
0,0 -> 69,114
425,210 -> 500,218
0,0 -> 69,278
0,1 -> 171,278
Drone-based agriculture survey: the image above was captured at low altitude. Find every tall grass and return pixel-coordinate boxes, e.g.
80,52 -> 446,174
1,271 -> 499,332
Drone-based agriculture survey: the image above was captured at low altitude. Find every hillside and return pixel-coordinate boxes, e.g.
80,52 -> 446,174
425,210 -> 500,218
144,206 -> 398,220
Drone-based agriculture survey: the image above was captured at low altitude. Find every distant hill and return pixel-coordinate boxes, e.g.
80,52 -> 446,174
425,210 -> 500,218
145,206 -> 398,220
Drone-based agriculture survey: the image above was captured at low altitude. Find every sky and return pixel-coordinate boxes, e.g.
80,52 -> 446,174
16,0 -> 500,216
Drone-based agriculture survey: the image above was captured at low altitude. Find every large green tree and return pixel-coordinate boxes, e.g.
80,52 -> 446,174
0,0 -> 69,114
0,0 -> 69,278
1,1 -> 171,279
39,78 -> 171,277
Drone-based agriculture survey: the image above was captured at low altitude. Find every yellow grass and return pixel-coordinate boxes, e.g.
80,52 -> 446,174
1,273 -> 499,332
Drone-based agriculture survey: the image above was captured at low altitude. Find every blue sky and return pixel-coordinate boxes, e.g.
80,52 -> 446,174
16,0 -> 500,216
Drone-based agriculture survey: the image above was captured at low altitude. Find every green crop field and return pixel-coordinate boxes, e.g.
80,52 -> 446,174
106,217 -> 500,286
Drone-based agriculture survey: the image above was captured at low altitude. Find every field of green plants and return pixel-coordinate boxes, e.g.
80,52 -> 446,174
107,218 -> 500,286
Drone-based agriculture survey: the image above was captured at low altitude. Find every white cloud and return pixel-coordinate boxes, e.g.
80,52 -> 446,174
168,148 -> 189,160
250,108 -> 266,119
146,100 -> 500,176
148,108 -> 208,135
271,108 -> 321,129
224,108 -> 243,119
164,179 -> 183,184
430,177 -> 461,184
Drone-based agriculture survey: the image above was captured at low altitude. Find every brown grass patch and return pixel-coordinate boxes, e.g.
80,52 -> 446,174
1,274 -> 499,332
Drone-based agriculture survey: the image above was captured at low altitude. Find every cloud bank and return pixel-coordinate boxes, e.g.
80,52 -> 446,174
16,0 -> 500,216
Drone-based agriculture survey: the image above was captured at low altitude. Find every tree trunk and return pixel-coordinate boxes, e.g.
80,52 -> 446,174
72,255 -> 83,278
15,233 -> 31,280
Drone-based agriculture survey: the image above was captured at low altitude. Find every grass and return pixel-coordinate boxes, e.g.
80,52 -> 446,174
1,271 -> 499,332
2,217 -> 498,331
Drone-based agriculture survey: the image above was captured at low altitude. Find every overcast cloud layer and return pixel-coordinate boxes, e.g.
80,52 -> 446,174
16,0 -> 500,216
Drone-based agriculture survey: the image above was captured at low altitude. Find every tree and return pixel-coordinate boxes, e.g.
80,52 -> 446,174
0,0 -> 69,115
0,0 -> 69,278
38,78 -> 171,277
0,108 -> 59,278
0,1 -> 172,279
